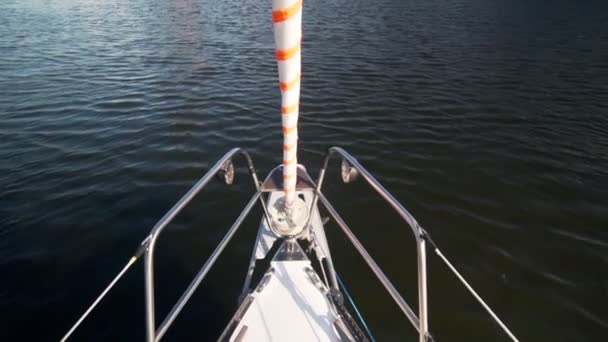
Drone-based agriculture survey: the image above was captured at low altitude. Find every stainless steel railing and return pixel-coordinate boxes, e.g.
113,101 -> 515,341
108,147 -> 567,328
310,147 -> 430,342
153,192 -> 261,341
313,147 -> 518,342
60,148 -> 268,342
61,147 -> 518,342
142,148 -> 270,342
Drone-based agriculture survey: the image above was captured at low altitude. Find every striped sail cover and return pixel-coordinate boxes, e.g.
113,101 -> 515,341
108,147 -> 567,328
272,0 -> 302,206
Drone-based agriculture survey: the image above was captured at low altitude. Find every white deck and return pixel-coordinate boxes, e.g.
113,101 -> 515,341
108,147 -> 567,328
227,259 -> 343,342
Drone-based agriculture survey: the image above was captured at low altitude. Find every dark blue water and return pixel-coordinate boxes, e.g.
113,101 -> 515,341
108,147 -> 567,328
1,0 -> 607,340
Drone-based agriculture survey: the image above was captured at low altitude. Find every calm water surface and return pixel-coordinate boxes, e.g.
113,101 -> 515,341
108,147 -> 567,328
1,0 -> 607,340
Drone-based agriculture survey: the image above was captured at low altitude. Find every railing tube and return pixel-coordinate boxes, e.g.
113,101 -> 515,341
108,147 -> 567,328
314,147 -> 430,340
145,237 -> 158,342
418,238 -> 429,342
318,193 -> 420,331
143,148 -> 261,342
155,193 -> 261,341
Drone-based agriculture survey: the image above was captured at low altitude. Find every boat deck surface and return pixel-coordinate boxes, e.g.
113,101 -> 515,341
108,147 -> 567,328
226,259 -> 342,342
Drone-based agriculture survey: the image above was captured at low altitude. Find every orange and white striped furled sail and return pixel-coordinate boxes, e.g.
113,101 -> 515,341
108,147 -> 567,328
273,0 -> 302,206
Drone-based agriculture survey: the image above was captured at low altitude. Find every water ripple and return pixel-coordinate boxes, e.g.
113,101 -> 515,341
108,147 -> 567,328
1,0 -> 607,340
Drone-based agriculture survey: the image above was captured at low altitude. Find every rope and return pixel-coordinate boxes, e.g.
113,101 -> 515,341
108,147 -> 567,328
336,273 -> 377,342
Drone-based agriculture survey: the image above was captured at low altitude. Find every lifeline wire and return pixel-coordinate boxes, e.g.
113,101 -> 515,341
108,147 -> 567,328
60,239 -> 148,342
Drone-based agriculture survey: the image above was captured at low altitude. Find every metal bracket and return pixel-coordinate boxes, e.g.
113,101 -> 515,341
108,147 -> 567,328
329,287 -> 344,306
341,159 -> 359,183
217,159 -> 235,185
